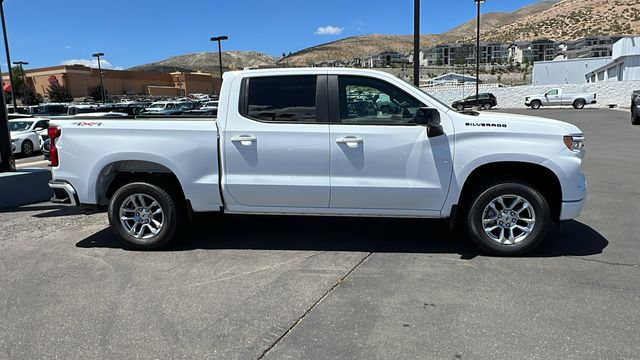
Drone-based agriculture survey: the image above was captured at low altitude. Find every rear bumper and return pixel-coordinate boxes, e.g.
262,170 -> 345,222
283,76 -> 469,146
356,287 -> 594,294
590,100 -> 597,104
48,180 -> 79,206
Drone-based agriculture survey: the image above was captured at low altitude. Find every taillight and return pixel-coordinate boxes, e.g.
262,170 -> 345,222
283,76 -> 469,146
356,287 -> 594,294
48,126 -> 61,167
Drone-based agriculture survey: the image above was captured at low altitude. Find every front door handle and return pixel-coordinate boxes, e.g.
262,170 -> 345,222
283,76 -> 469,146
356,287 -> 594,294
336,136 -> 363,148
231,135 -> 256,146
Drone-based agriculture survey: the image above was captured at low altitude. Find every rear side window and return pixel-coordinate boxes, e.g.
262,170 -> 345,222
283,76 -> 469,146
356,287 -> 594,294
243,76 -> 317,122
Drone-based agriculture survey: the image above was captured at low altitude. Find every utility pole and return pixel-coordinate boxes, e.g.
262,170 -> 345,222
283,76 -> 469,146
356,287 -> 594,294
92,52 -> 106,103
0,0 -> 16,112
413,0 -> 420,87
210,36 -> 228,81
475,0 -> 485,105
0,60 -> 14,172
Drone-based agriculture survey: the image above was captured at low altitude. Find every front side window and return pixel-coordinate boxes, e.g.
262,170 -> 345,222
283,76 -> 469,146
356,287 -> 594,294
338,76 -> 424,125
546,89 -> 559,96
245,76 -> 317,122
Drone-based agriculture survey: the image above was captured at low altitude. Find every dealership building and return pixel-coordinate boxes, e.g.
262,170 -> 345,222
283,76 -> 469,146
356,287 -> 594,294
2,64 -> 222,99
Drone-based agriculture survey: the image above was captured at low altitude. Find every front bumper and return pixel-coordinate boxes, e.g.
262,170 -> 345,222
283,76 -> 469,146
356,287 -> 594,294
560,197 -> 586,220
49,180 -> 79,206
524,102 -> 531,107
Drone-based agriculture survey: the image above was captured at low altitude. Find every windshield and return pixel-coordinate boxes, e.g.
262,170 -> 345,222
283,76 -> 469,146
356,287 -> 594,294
9,121 -> 33,132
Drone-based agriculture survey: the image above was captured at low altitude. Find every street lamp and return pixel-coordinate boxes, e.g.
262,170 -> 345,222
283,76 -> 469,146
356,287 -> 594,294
210,36 -> 228,80
413,0 -> 420,87
92,52 -> 106,103
13,61 -> 28,104
475,0 -> 486,105
0,0 -> 16,112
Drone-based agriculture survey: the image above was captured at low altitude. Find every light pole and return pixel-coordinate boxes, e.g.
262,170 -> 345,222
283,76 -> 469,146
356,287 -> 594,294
92,52 -> 106,103
413,0 -> 420,87
13,61 -> 28,104
475,0 -> 485,105
210,36 -> 228,81
0,0 -> 16,112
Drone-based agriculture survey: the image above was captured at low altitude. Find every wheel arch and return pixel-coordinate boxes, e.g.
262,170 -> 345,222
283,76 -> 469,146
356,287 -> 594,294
456,161 -> 563,223
95,159 -> 186,207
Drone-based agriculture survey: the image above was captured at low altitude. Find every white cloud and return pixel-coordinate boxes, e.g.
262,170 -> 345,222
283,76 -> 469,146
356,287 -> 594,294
64,45 -> 71,49
61,58 -> 122,70
314,25 -> 343,35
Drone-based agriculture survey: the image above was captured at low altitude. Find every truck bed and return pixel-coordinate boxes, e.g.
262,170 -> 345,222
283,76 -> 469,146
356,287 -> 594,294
49,117 -> 222,211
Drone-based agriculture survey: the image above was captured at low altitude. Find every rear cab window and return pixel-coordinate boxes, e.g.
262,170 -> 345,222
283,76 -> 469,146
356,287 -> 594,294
240,76 -> 319,123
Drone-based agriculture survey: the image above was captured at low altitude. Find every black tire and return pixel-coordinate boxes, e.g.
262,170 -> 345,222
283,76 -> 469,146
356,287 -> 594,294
632,105 -> 640,125
465,182 -> 550,256
108,182 -> 179,250
530,100 -> 542,110
482,103 -> 492,110
21,140 -> 33,157
456,104 -> 465,111
573,99 -> 586,109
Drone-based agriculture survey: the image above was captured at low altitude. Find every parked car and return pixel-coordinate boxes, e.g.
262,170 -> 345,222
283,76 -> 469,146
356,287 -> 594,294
143,101 -> 181,113
199,101 -> 219,112
525,88 -> 597,109
451,93 -> 497,111
9,118 -> 49,157
48,68 -> 587,256
631,90 -> 640,125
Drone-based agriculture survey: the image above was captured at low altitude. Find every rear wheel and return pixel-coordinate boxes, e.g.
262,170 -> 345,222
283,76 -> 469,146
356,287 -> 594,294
465,182 -> 550,256
108,182 -> 179,250
530,100 -> 541,110
573,99 -> 586,109
456,104 -> 465,111
21,140 -> 34,157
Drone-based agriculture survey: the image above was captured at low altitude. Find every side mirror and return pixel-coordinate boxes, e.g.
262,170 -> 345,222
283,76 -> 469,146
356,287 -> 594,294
415,107 -> 444,138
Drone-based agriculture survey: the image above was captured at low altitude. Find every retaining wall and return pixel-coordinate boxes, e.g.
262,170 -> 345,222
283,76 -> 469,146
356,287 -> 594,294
425,81 -> 640,109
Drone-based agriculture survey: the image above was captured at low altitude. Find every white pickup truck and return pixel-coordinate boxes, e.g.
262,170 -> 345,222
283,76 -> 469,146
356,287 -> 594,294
48,68 -> 587,255
525,88 -> 597,109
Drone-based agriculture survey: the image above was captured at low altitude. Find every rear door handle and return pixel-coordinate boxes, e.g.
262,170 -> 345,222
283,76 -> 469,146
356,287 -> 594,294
231,135 -> 256,146
336,136 -> 363,148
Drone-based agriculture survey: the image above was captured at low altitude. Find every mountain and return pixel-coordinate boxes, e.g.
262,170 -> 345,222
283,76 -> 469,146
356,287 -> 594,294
128,51 -> 277,73
480,0 -> 640,42
442,0 -> 561,39
278,0 -> 639,66
277,34 -> 455,67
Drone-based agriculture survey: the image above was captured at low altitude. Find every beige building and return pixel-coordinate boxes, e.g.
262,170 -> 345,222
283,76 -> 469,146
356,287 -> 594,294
2,64 -> 222,99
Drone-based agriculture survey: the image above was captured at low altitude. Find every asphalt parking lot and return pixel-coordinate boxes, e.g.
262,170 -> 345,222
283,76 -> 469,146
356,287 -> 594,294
1,108 -> 639,359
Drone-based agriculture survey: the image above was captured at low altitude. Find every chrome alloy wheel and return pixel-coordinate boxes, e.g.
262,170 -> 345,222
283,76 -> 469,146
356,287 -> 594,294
482,195 -> 536,245
119,194 -> 164,239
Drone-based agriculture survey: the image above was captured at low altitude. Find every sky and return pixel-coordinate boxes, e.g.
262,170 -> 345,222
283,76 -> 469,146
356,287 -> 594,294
2,0 -> 543,70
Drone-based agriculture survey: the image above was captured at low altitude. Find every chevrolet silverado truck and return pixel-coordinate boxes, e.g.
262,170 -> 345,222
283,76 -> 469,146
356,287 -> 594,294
47,68 -> 587,255
631,90 -> 640,125
525,88 -> 597,110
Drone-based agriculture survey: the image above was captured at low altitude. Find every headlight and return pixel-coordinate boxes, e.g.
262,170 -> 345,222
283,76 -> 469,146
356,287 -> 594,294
563,134 -> 585,152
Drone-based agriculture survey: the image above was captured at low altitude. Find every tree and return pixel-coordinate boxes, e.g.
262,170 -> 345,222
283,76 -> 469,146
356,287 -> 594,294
48,83 -> 73,103
87,85 -> 106,101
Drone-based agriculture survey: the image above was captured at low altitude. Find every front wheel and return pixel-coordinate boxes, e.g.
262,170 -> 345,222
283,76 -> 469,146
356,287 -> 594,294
465,182 -> 550,256
482,103 -> 492,110
108,182 -> 179,250
530,100 -> 542,110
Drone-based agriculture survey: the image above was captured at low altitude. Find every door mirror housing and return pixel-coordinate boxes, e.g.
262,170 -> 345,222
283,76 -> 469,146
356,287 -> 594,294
415,107 -> 444,138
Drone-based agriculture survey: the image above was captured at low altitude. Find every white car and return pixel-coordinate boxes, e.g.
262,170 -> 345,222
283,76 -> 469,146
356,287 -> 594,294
143,101 -> 180,112
48,68 -> 587,255
525,88 -> 597,109
9,118 -> 49,157
199,101 -> 219,111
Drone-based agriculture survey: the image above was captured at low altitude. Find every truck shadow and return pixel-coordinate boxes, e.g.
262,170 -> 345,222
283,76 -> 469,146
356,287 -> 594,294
75,215 -> 608,259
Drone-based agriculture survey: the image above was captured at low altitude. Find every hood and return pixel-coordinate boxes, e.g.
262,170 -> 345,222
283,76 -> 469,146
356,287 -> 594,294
455,111 -> 582,135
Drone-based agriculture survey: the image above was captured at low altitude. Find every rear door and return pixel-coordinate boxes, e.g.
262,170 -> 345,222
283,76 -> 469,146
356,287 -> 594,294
223,74 -> 331,209
327,75 -> 453,212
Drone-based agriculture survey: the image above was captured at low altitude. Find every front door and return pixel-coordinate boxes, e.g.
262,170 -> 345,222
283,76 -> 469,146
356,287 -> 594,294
328,75 -> 453,211
544,89 -> 561,105
223,75 -> 331,208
